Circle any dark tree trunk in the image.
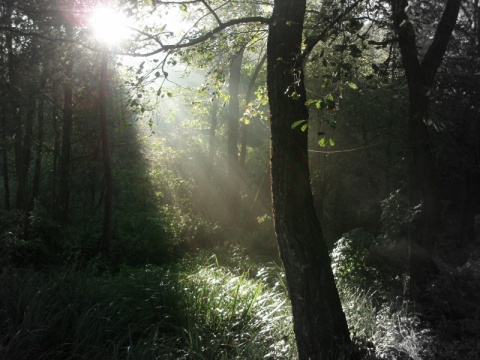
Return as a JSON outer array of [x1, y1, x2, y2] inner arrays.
[[22, 100, 35, 194], [50, 82, 60, 218], [97, 50, 113, 256], [392, 0, 461, 296], [6, 5, 25, 211], [1, 114, 10, 210], [267, 1, 353, 359], [32, 77, 47, 203], [226, 48, 244, 226], [57, 54, 74, 224]]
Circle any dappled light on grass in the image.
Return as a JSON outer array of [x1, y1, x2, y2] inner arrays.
[[0, 260, 296, 359]]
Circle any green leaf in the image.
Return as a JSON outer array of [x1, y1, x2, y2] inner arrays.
[[167, 91, 173, 98], [315, 100, 323, 109], [329, 138, 335, 146], [291, 119, 307, 129], [301, 123, 308, 132], [347, 82, 358, 90], [326, 93, 334, 101], [319, 138, 326, 147]]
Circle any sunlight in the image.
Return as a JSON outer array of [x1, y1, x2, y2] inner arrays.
[[89, 6, 130, 45]]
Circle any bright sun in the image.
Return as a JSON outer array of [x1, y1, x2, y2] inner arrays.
[[90, 6, 130, 45]]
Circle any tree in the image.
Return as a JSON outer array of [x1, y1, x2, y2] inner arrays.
[[267, 0, 353, 358], [125, 0, 355, 356], [226, 48, 244, 226], [391, 0, 461, 296]]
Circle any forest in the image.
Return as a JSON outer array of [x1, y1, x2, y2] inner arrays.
[[0, 0, 479, 359]]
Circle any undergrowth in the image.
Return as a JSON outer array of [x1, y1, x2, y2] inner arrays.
[[2, 254, 475, 359], [0, 259, 295, 360]]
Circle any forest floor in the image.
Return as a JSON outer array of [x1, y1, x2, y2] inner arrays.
[[416, 241, 480, 360]]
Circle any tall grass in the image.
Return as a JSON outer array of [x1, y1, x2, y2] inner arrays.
[[0, 260, 295, 360], [0, 257, 440, 360]]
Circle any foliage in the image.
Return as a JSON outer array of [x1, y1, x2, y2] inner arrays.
[[331, 229, 384, 288], [379, 189, 421, 241]]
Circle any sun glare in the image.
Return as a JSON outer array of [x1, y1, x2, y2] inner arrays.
[[90, 6, 130, 45]]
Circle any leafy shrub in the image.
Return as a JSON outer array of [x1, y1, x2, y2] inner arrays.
[[379, 189, 421, 240], [331, 228, 384, 288]]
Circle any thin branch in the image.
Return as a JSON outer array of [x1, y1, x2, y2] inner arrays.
[[301, 0, 362, 63], [124, 16, 269, 57], [201, 0, 223, 26]]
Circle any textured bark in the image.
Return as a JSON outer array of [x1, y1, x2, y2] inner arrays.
[[392, 0, 461, 296], [267, 1, 353, 358]]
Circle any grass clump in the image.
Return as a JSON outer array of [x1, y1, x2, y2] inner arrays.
[[0, 259, 295, 360]]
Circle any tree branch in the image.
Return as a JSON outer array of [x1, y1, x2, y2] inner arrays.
[[127, 16, 269, 57], [420, 0, 461, 85], [301, 0, 362, 62]]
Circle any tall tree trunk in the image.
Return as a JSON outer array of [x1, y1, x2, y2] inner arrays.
[[1, 114, 10, 210], [32, 76, 47, 203], [267, 1, 353, 359], [57, 47, 74, 224], [22, 99, 35, 196], [392, 0, 461, 296], [226, 48, 244, 226], [5, 1, 25, 211], [97, 50, 113, 256], [208, 97, 219, 175], [50, 81, 60, 218]]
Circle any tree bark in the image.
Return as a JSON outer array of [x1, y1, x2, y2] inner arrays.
[[392, 0, 461, 296], [267, 1, 353, 358]]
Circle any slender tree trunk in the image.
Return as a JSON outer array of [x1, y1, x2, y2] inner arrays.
[[22, 100, 35, 195], [392, 0, 461, 296], [267, 1, 353, 359], [1, 114, 10, 210], [97, 50, 113, 255], [208, 97, 219, 175], [57, 50, 74, 224], [50, 82, 60, 218], [32, 77, 47, 203], [6, 3, 25, 211], [226, 48, 244, 226]]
